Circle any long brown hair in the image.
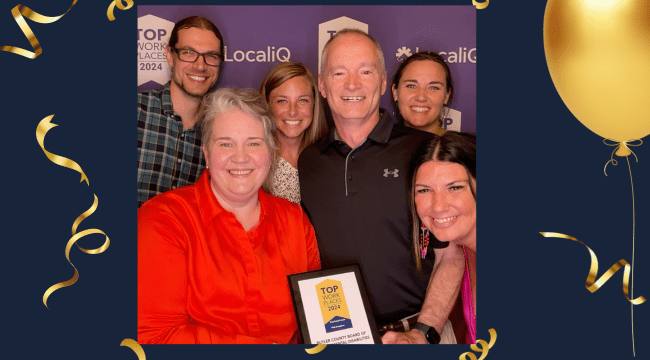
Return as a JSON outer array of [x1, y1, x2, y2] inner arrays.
[[409, 132, 476, 269], [260, 62, 327, 151]]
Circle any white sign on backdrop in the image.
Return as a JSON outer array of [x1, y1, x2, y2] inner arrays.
[[444, 108, 462, 132], [318, 16, 369, 74], [137, 15, 174, 87]]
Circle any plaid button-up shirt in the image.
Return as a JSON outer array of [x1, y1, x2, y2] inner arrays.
[[137, 82, 206, 207]]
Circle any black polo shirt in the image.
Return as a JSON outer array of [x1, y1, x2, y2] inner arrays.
[[299, 110, 436, 325]]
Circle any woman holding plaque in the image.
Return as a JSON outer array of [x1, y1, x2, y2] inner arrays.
[[138, 88, 321, 344], [391, 51, 454, 136], [260, 62, 327, 203], [410, 132, 476, 343]]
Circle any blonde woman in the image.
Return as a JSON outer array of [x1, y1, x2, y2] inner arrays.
[[260, 62, 327, 203]]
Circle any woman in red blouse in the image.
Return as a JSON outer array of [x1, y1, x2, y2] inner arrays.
[[138, 88, 321, 344]]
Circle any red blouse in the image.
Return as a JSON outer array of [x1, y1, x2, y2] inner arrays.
[[138, 170, 321, 344]]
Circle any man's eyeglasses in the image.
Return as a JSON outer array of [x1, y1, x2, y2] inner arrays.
[[171, 47, 222, 67]]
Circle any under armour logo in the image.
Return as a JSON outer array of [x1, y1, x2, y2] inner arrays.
[[383, 169, 399, 178]]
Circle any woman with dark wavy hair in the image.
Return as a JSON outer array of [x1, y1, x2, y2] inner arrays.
[[409, 132, 476, 343]]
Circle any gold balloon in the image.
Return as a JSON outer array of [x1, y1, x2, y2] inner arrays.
[[544, 0, 650, 142]]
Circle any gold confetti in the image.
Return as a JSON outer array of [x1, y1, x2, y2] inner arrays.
[[121, 339, 146, 360], [460, 328, 497, 360], [36, 115, 89, 186], [305, 344, 327, 354], [107, 0, 134, 21], [0, 1, 78, 59], [43, 195, 110, 308], [540, 232, 645, 305], [472, 0, 489, 10]]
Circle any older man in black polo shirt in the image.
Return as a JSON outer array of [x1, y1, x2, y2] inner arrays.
[[299, 29, 465, 344]]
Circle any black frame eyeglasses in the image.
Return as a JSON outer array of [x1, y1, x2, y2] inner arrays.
[[171, 47, 222, 67]]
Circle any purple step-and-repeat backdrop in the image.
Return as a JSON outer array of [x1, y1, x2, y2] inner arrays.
[[138, 6, 476, 133]]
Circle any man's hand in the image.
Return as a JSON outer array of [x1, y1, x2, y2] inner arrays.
[[381, 329, 427, 344]]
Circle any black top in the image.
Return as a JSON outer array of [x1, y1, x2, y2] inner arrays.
[[299, 110, 436, 325]]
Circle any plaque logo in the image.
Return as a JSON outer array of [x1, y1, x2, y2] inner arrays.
[[316, 279, 353, 333]]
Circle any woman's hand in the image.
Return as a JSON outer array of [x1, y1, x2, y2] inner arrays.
[[381, 329, 427, 344]]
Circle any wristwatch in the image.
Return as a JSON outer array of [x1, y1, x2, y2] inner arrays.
[[414, 322, 441, 344]]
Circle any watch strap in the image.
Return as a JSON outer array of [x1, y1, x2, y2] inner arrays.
[[414, 322, 441, 344]]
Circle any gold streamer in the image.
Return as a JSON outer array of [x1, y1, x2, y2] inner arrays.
[[0, 1, 78, 59], [460, 328, 497, 360], [121, 339, 146, 360], [36, 115, 89, 186], [472, 0, 489, 10], [107, 0, 134, 21], [43, 195, 110, 308], [603, 139, 642, 176], [305, 344, 327, 354], [539, 232, 645, 305]]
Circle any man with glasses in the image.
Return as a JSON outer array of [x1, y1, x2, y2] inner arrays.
[[138, 16, 224, 207]]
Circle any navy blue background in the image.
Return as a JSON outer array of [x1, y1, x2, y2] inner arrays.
[[2, 1, 647, 359]]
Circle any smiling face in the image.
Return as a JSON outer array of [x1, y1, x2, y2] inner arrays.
[[392, 60, 451, 133], [319, 33, 387, 125], [268, 76, 314, 142], [414, 161, 476, 246], [202, 109, 271, 206], [165, 27, 221, 99]]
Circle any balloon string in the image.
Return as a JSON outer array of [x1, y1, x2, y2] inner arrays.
[[603, 139, 642, 176], [626, 156, 635, 357]]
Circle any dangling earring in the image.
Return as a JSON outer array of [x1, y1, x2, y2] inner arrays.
[[420, 223, 430, 259]]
